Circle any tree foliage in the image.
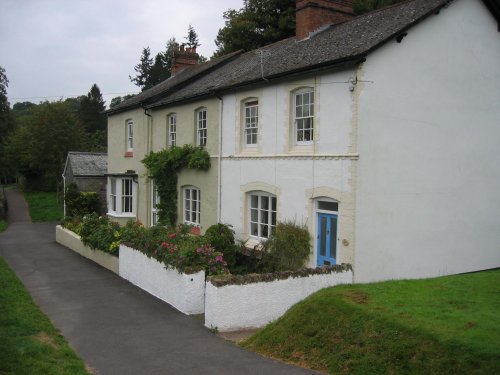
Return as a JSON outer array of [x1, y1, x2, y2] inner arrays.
[[185, 24, 200, 48], [214, 0, 296, 56], [213, 0, 406, 56], [129, 40, 178, 91], [130, 26, 205, 91], [78, 83, 106, 132], [4, 101, 87, 190], [0, 66, 16, 183], [129, 47, 154, 90]]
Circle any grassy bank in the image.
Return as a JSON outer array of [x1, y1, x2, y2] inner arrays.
[[24, 190, 63, 222], [243, 270, 500, 374], [0, 220, 7, 232], [0, 257, 89, 374]]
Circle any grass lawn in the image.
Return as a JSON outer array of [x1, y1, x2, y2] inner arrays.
[[242, 269, 500, 374], [0, 257, 89, 374], [24, 190, 64, 222]]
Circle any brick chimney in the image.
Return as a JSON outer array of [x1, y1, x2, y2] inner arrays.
[[296, 0, 355, 38], [171, 43, 199, 75]]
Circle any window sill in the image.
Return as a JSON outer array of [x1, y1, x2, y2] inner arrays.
[[124, 151, 133, 157], [107, 212, 136, 219]]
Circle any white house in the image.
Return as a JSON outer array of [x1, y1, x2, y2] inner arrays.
[[107, 0, 500, 283], [216, 0, 500, 282]]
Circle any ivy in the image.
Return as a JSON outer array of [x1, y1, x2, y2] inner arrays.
[[142, 145, 211, 226]]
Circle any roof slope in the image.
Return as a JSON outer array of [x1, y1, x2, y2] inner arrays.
[[107, 50, 242, 115], [147, 0, 451, 108], [65, 152, 107, 177]]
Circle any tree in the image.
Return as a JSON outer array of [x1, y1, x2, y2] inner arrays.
[[185, 24, 200, 48], [78, 84, 106, 133], [129, 47, 154, 90], [0, 66, 16, 183], [213, 0, 404, 56], [214, 0, 296, 56], [130, 38, 181, 91], [4, 101, 87, 191], [0, 66, 14, 140]]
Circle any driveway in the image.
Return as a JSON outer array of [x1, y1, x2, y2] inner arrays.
[[0, 188, 316, 374]]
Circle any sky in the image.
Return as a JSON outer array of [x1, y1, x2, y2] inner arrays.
[[0, 0, 243, 108]]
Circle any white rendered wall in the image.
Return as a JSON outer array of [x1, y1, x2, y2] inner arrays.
[[220, 70, 358, 266], [355, 0, 500, 282], [205, 269, 353, 331], [119, 245, 205, 314], [55, 226, 119, 274]]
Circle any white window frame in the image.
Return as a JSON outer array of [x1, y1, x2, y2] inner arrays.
[[108, 177, 136, 217], [126, 120, 134, 151], [196, 108, 207, 147], [249, 192, 277, 240], [168, 113, 176, 147], [110, 178, 117, 212], [151, 180, 160, 226], [244, 100, 258, 147], [294, 88, 314, 144], [184, 186, 200, 226]]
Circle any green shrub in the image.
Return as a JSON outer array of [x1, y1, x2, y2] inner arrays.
[[263, 221, 311, 271], [61, 216, 83, 235], [65, 183, 101, 217], [79, 213, 120, 256], [204, 223, 237, 268], [121, 222, 228, 275]]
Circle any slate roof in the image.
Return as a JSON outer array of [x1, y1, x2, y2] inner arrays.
[[146, 0, 451, 109], [64, 152, 108, 177], [107, 50, 242, 115]]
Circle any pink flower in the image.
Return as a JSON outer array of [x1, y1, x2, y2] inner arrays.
[[161, 242, 168, 248], [169, 233, 176, 239], [215, 255, 224, 263]]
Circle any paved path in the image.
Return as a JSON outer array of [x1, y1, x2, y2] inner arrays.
[[0, 188, 316, 375]]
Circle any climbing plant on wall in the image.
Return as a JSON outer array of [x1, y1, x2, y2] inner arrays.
[[142, 145, 211, 226]]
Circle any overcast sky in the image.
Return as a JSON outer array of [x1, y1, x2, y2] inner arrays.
[[0, 0, 243, 107]]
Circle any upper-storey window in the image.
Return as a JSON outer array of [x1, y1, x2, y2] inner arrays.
[[168, 113, 176, 147], [126, 119, 134, 151], [196, 108, 207, 147], [244, 100, 258, 146], [294, 88, 314, 144]]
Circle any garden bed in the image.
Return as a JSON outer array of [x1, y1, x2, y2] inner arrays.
[[55, 225, 119, 274], [119, 245, 205, 315], [204, 264, 353, 332]]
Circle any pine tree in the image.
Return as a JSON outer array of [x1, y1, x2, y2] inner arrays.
[[185, 25, 200, 48], [129, 47, 153, 90], [78, 84, 106, 132]]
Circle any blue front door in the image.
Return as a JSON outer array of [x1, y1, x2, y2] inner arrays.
[[317, 213, 338, 266]]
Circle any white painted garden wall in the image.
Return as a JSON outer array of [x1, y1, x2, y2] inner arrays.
[[205, 267, 353, 332], [355, 0, 500, 282], [55, 225, 119, 274], [119, 245, 205, 315]]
